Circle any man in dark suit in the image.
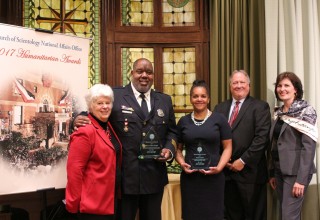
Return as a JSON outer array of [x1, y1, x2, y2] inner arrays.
[[214, 70, 271, 220], [74, 58, 178, 220]]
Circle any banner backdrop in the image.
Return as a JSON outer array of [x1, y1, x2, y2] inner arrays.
[[0, 23, 90, 195]]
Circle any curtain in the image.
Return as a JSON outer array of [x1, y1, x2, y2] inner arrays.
[[209, 0, 266, 107], [210, 0, 320, 219], [265, 0, 320, 220]]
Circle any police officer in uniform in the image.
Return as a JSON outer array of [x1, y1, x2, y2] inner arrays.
[[74, 58, 178, 220]]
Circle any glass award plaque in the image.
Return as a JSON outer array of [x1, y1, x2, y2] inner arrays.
[[138, 127, 162, 160], [189, 142, 210, 170]]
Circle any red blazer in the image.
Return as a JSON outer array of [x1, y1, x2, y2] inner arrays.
[[66, 114, 122, 215]]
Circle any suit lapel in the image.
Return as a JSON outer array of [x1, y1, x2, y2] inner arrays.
[[147, 90, 157, 121], [270, 119, 277, 141], [96, 129, 113, 148], [269, 116, 288, 141], [122, 85, 145, 120], [222, 100, 232, 119], [231, 96, 252, 129], [279, 121, 288, 137], [89, 114, 114, 149]]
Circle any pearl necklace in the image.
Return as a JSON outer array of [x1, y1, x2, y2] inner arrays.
[[191, 109, 211, 126]]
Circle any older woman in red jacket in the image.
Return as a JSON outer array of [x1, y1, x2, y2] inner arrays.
[[66, 84, 122, 220]]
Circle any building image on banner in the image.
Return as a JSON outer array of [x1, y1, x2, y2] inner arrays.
[[0, 23, 90, 195], [1, 73, 71, 167]]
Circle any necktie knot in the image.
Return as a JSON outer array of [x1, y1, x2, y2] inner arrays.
[[140, 93, 146, 99]]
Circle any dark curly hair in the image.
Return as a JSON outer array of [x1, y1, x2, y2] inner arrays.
[[190, 80, 210, 97], [274, 72, 303, 100]]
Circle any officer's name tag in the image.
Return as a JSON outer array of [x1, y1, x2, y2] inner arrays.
[[122, 110, 132, 114]]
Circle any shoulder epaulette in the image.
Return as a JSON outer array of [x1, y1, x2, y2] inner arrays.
[[154, 90, 164, 94], [113, 86, 125, 90]]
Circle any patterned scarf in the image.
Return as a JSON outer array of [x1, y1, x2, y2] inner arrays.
[[274, 100, 318, 142]]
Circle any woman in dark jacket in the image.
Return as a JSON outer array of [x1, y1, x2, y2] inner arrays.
[[269, 72, 317, 220]]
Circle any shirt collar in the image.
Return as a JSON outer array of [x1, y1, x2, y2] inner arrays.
[[131, 83, 151, 101], [232, 98, 245, 106]]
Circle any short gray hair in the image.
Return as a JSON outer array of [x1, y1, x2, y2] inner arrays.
[[230, 70, 251, 84], [85, 84, 114, 111]]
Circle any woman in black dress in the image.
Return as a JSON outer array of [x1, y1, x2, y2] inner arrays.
[[175, 80, 232, 220]]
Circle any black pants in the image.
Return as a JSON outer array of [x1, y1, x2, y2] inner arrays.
[[78, 213, 114, 220], [224, 180, 267, 220], [11, 207, 29, 220], [117, 191, 163, 220]]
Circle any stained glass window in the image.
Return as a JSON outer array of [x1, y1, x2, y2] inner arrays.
[[121, 0, 154, 26], [120, 0, 195, 27], [163, 47, 196, 110], [23, 0, 100, 87], [162, 0, 195, 26]]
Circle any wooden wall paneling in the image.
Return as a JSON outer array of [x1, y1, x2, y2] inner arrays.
[[154, 46, 163, 91], [114, 32, 204, 44], [0, 0, 6, 23], [0, 0, 22, 25], [114, 44, 123, 86], [101, 0, 114, 85], [101, 42, 116, 86], [0, 189, 65, 220]]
